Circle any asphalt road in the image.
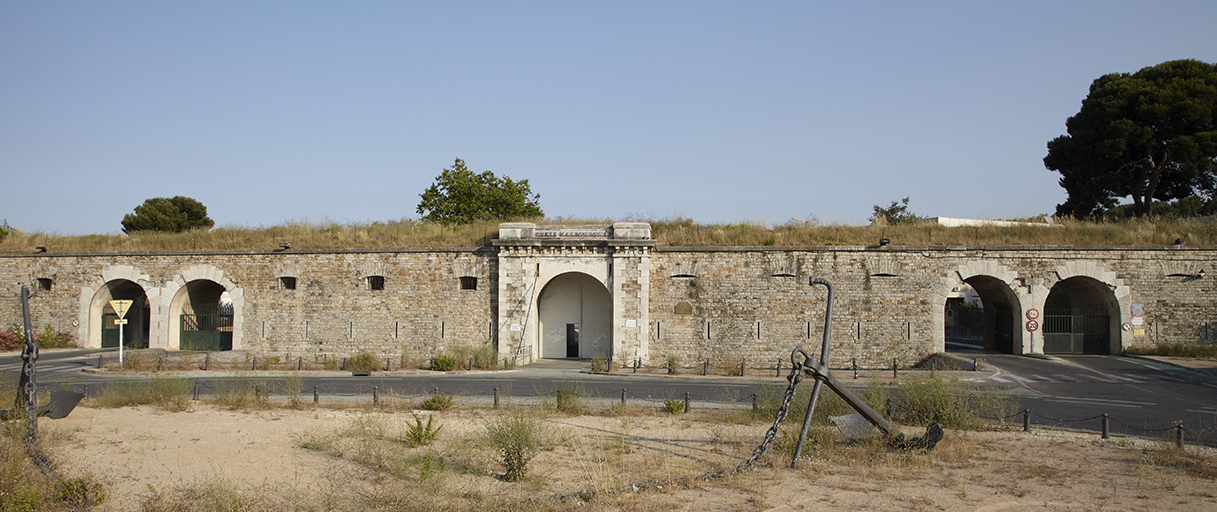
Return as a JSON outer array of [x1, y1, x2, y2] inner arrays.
[[5, 348, 1217, 446]]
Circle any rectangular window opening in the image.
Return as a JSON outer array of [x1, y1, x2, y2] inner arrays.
[[280, 276, 297, 290], [36, 278, 52, 291], [460, 276, 477, 290], [368, 275, 385, 290]]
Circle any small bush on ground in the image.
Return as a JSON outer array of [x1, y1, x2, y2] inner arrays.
[[552, 381, 586, 414], [421, 393, 454, 411], [403, 413, 443, 447], [431, 355, 459, 372], [484, 410, 548, 481], [912, 353, 964, 371], [347, 351, 381, 373], [663, 397, 685, 414], [0, 324, 78, 351]]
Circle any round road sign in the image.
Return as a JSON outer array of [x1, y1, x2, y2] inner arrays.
[[1026, 309, 1040, 320], [1026, 320, 1040, 331], [1122, 322, 1132, 331]]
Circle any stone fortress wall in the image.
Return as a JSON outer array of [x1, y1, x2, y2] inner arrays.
[[1, 222, 1213, 368]]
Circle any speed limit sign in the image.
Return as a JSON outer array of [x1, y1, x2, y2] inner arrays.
[[1026, 309, 1039, 320], [1026, 320, 1040, 331]]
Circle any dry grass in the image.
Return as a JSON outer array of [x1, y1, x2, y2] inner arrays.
[[5, 216, 1217, 253]]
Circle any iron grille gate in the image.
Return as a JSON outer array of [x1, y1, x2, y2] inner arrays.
[[1043, 304, 1109, 354], [180, 313, 233, 351]]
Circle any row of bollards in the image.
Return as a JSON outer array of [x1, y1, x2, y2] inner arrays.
[[1018, 409, 1186, 448]]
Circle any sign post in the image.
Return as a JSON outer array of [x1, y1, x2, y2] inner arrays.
[[109, 300, 133, 365]]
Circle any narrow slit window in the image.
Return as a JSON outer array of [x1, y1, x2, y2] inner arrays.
[[368, 275, 385, 290], [460, 276, 477, 290], [279, 276, 297, 290]]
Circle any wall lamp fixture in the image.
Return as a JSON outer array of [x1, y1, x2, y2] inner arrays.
[[1175, 238, 1187, 245], [35, 246, 46, 253], [879, 238, 891, 246], [277, 242, 291, 251]]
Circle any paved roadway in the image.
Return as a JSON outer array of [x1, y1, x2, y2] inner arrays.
[[5, 347, 1216, 446]]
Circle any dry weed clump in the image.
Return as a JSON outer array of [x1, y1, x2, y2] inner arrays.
[[5, 216, 1216, 254]]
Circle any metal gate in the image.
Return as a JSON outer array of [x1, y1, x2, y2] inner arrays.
[[1043, 303, 1109, 354], [180, 313, 233, 351]]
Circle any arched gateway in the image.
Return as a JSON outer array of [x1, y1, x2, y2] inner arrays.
[[494, 223, 653, 364]]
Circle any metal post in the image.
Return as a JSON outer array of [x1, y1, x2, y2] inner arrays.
[[607, 356, 612, 373], [255, 386, 260, 401], [776, 359, 781, 377], [430, 357, 435, 370], [84, 384, 89, 400], [252, 356, 257, 371], [621, 388, 626, 406], [204, 353, 209, 371], [752, 393, 758, 412], [98, 354, 103, 369], [1176, 424, 1184, 448], [341, 357, 347, 371], [668, 361, 674, 374], [298, 357, 303, 371], [386, 358, 391, 371], [373, 387, 378, 406], [1101, 414, 1109, 439], [1023, 409, 1031, 432], [468, 356, 474, 371], [313, 386, 319, 404], [158, 356, 163, 371], [194, 381, 199, 401], [633, 358, 638, 373], [683, 391, 690, 413], [972, 357, 978, 371], [740, 358, 745, 377], [493, 387, 499, 408], [853, 358, 858, 379], [703, 358, 709, 376], [892, 358, 898, 379]]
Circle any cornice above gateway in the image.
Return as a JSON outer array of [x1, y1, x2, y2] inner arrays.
[[496, 222, 653, 244]]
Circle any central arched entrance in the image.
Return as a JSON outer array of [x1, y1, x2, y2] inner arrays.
[[1043, 277, 1117, 354], [538, 272, 611, 359]]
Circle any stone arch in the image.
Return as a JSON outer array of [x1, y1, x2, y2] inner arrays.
[[80, 265, 158, 349], [165, 265, 244, 350], [1039, 262, 1130, 354], [932, 261, 1026, 354], [536, 271, 612, 359]]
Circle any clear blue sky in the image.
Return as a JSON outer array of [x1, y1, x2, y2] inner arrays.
[[3, 2, 1215, 235]]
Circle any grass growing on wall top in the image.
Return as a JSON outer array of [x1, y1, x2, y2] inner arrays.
[[4, 216, 1217, 253]]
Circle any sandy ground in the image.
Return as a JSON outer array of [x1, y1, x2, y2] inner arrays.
[[42, 403, 1217, 511]]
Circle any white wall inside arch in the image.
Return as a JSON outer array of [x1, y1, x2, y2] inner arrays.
[[538, 272, 611, 358]]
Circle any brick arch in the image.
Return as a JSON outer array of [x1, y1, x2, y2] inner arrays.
[[1044, 262, 1132, 353], [79, 265, 159, 349]]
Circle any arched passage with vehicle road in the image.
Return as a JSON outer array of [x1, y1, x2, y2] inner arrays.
[[88, 279, 151, 350], [944, 275, 1023, 354], [1042, 276, 1119, 354]]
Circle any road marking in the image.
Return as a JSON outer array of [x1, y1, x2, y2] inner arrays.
[[990, 377, 1011, 383], [1052, 374, 1081, 382], [1042, 397, 1154, 408], [1186, 409, 1217, 415]]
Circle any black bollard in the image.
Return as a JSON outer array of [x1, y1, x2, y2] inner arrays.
[[493, 387, 499, 408], [1023, 409, 1031, 432], [98, 354, 104, 369], [341, 358, 347, 371], [703, 359, 709, 376], [892, 358, 898, 379], [298, 357, 303, 371], [633, 358, 639, 373], [776, 359, 781, 377], [83, 384, 89, 400], [204, 353, 210, 371], [158, 356, 163, 372], [1177, 424, 1185, 448], [1101, 414, 1109, 439], [621, 388, 626, 406], [386, 358, 391, 371], [468, 356, 474, 371], [373, 387, 379, 406], [684, 391, 690, 413], [853, 358, 858, 379], [252, 356, 257, 371], [740, 359, 745, 377], [313, 386, 319, 404], [193, 381, 199, 401], [752, 393, 758, 412]]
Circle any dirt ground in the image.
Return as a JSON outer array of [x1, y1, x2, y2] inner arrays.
[[42, 403, 1217, 511]]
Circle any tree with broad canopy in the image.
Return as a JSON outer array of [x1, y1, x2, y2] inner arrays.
[[416, 158, 543, 224], [1045, 59, 1217, 218], [121, 196, 215, 233]]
